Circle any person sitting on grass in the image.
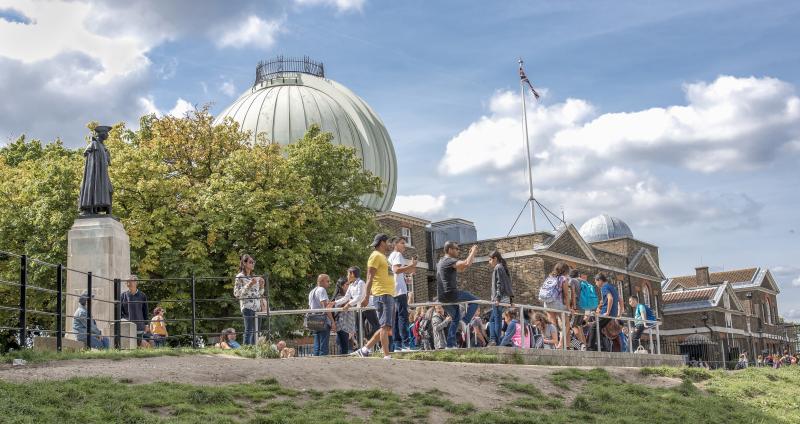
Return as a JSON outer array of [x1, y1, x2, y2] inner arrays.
[[150, 307, 168, 348], [214, 328, 241, 349], [499, 309, 522, 348], [532, 312, 558, 350], [431, 305, 451, 350], [277, 340, 296, 358]]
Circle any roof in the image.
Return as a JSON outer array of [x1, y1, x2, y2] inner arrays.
[[662, 282, 746, 314], [578, 214, 634, 243], [213, 59, 397, 211], [663, 287, 717, 304], [669, 268, 758, 288]]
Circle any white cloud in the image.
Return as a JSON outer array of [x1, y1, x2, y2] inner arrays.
[[793, 276, 800, 288], [783, 309, 800, 321], [168, 98, 194, 117], [138, 96, 160, 116], [0, 0, 287, 145], [437, 76, 799, 228], [215, 15, 284, 49], [770, 266, 800, 288], [219, 79, 236, 97], [294, 0, 365, 13], [392, 194, 447, 217]]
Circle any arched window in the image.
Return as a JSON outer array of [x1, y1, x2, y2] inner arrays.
[[642, 285, 651, 307], [616, 281, 625, 307]]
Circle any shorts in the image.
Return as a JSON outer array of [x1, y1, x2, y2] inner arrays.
[[544, 299, 566, 311], [374, 294, 395, 329], [570, 312, 587, 328]]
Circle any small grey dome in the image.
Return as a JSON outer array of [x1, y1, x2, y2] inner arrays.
[[213, 57, 397, 211], [578, 214, 634, 243]]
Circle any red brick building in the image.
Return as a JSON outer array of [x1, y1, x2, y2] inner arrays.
[[376, 212, 666, 317], [661, 267, 794, 359]]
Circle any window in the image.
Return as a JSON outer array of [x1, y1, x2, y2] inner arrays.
[[616, 281, 625, 306], [642, 285, 651, 307], [401, 227, 413, 247]]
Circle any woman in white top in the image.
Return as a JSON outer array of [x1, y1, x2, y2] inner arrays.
[[532, 312, 559, 349], [233, 254, 264, 346]]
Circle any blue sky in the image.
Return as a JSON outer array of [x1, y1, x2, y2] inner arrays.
[[1, 0, 799, 317]]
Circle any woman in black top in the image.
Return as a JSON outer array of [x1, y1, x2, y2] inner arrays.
[[488, 250, 513, 346]]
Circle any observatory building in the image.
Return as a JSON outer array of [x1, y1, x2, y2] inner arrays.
[[214, 56, 397, 211]]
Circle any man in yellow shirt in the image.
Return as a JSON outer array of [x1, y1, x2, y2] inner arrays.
[[356, 233, 394, 359]]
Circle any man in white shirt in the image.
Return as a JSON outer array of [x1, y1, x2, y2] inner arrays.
[[388, 236, 417, 351], [308, 274, 336, 356]]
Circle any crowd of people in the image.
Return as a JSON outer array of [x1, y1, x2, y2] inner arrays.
[[70, 233, 794, 366], [296, 232, 666, 358]]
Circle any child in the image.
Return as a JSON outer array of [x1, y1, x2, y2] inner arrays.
[[499, 309, 522, 347], [150, 307, 168, 347]]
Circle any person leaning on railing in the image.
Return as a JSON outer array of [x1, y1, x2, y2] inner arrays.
[[234, 254, 265, 346], [120, 275, 149, 347], [488, 250, 513, 347]]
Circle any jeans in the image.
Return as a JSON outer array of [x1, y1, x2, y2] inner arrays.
[[489, 305, 504, 345], [92, 336, 110, 349], [313, 327, 330, 356], [632, 324, 646, 350], [152, 335, 166, 348], [362, 310, 380, 341], [242, 308, 257, 346], [393, 294, 410, 350], [336, 330, 350, 354], [443, 290, 479, 348]]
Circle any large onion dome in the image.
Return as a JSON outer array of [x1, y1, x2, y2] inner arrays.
[[578, 213, 634, 243], [213, 56, 397, 211]]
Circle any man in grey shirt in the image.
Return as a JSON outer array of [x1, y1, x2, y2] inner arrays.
[[120, 275, 149, 346]]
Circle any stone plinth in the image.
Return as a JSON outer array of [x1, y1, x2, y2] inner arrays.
[[66, 217, 131, 345]]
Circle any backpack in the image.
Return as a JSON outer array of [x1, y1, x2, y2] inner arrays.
[[638, 304, 656, 323], [538, 275, 563, 303], [418, 317, 432, 340], [578, 280, 599, 310]]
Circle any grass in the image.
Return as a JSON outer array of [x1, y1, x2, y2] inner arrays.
[[401, 349, 503, 364], [1, 345, 280, 364], [1, 355, 798, 423]]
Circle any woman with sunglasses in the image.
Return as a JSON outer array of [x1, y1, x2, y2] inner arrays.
[[234, 254, 264, 345]]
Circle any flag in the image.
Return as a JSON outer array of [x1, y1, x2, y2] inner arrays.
[[519, 65, 540, 100]]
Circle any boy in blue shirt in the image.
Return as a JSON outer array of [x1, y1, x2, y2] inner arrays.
[[628, 297, 655, 351], [593, 273, 618, 351]]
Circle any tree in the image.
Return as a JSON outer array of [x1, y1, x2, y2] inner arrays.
[[0, 109, 382, 342]]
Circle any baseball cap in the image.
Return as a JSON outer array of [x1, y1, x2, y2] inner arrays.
[[370, 233, 389, 248]]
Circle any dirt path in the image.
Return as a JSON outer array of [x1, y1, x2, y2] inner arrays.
[[0, 355, 680, 409]]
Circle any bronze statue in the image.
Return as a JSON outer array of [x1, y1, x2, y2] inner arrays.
[[78, 126, 113, 216]]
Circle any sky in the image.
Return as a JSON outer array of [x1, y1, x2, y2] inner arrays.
[[1, 0, 799, 318]]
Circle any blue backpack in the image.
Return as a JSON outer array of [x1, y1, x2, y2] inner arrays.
[[638, 304, 656, 324], [577, 280, 599, 310]]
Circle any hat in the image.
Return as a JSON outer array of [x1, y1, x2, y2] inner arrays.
[[79, 290, 94, 301], [370, 233, 389, 248]]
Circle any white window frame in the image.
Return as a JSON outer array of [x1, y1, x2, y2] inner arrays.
[[401, 227, 413, 247], [642, 285, 651, 307]]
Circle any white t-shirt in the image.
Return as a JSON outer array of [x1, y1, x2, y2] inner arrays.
[[308, 286, 329, 310], [388, 251, 408, 295]]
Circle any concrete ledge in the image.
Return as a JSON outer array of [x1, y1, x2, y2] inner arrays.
[[32, 337, 84, 352], [402, 347, 685, 367], [485, 346, 684, 367]]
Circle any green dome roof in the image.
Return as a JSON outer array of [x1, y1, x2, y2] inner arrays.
[[214, 57, 397, 211]]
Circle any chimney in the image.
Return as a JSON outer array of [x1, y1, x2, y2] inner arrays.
[[695, 266, 710, 286]]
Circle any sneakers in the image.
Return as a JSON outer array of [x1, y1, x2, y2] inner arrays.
[[383, 355, 392, 360], [580, 343, 587, 351], [353, 347, 370, 357]]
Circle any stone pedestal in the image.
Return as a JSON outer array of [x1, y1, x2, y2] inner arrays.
[[66, 217, 131, 346]]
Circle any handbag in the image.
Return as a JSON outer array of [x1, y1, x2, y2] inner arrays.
[[602, 320, 622, 340], [634, 345, 648, 354], [303, 313, 328, 332]]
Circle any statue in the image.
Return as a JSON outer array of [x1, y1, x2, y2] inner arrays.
[[78, 126, 114, 216]]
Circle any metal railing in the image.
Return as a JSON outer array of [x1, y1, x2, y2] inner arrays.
[[256, 298, 662, 355], [255, 55, 325, 85]]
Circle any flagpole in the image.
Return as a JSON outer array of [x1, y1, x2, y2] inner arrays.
[[519, 58, 536, 233]]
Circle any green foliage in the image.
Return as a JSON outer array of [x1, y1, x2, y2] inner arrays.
[[0, 110, 382, 341]]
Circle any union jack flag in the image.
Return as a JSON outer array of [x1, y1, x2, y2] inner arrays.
[[519, 64, 541, 100]]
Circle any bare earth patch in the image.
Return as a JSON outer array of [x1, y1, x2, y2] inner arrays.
[[0, 354, 681, 409]]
